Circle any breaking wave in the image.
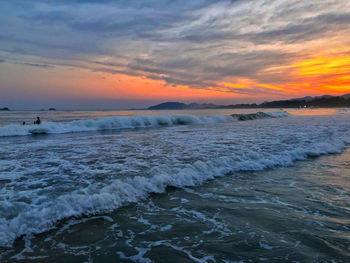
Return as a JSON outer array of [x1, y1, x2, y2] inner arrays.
[[0, 112, 287, 137], [1, 111, 301, 247], [1, 123, 348, 247], [231, 111, 288, 121]]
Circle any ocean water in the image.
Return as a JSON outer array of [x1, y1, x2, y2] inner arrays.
[[0, 108, 349, 262]]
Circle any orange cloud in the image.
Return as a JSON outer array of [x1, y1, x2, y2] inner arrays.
[[220, 78, 292, 97], [61, 54, 350, 102], [81, 72, 243, 101], [288, 56, 350, 95], [12, 52, 350, 104], [294, 57, 350, 76], [254, 54, 350, 98]]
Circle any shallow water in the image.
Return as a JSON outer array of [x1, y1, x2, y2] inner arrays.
[[1, 109, 350, 262]]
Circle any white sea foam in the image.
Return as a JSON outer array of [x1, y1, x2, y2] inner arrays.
[[1, 113, 349, 248], [266, 111, 289, 118], [0, 112, 286, 137]]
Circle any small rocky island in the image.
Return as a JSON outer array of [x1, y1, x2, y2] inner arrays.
[[0, 107, 10, 111]]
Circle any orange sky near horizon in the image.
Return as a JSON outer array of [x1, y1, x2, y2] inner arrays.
[[98, 54, 350, 102], [1, 0, 350, 109], [1, 51, 349, 106]]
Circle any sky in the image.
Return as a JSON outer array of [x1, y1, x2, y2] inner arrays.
[[0, 0, 350, 109]]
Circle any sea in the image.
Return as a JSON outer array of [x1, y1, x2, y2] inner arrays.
[[0, 108, 349, 262]]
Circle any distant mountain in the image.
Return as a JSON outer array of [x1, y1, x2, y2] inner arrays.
[[148, 102, 187, 110], [260, 94, 350, 108], [187, 103, 218, 109], [148, 102, 218, 110], [148, 93, 350, 110], [0, 107, 10, 111], [291, 96, 313, 102]]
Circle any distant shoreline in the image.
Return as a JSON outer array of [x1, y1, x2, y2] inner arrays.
[[148, 93, 350, 110], [2, 93, 350, 111]]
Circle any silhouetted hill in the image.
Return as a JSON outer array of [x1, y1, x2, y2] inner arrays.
[[148, 94, 350, 110], [219, 103, 258, 109], [148, 102, 187, 110], [0, 107, 10, 111], [261, 94, 350, 108], [187, 103, 217, 109]]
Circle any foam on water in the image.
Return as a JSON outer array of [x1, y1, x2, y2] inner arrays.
[[0, 112, 286, 137], [0, 113, 349, 248]]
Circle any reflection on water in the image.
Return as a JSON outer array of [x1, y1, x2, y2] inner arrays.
[[286, 108, 344, 116]]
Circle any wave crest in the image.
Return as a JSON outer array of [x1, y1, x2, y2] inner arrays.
[[231, 111, 288, 121], [0, 112, 287, 137]]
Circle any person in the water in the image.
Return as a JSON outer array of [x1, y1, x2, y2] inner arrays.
[[22, 121, 26, 125], [34, 117, 41, 125]]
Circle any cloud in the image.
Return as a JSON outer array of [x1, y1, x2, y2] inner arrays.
[[15, 62, 53, 68], [238, 12, 350, 45], [0, 0, 350, 96]]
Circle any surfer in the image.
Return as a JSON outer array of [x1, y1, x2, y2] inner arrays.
[[34, 117, 41, 125], [22, 121, 26, 125]]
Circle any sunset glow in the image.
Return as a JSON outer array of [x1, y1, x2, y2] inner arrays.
[[0, 0, 350, 109]]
